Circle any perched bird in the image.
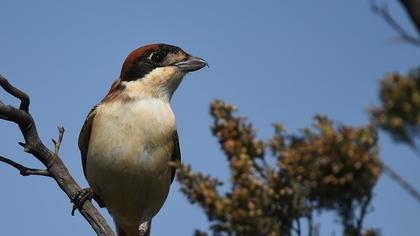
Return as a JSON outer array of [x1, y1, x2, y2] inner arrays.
[[77, 44, 207, 236]]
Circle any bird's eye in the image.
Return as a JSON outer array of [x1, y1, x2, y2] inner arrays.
[[149, 52, 165, 63]]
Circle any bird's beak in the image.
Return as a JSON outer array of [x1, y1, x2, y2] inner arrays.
[[175, 56, 208, 72]]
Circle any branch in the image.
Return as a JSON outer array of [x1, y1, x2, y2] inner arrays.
[[369, 0, 420, 47], [400, 0, 420, 34], [409, 144, 420, 161], [0, 74, 29, 111], [0, 155, 51, 176], [295, 218, 302, 236], [306, 212, 313, 236], [382, 163, 420, 203], [0, 74, 115, 236], [355, 195, 372, 235]]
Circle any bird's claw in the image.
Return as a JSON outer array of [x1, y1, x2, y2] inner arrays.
[[71, 188, 94, 216], [138, 221, 149, 236]]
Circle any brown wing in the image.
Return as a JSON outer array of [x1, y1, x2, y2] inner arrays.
[[171, 130, 181, 183], [78, 105, 98, 178]]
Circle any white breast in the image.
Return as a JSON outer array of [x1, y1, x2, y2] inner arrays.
[[86, 98, 176, 228]]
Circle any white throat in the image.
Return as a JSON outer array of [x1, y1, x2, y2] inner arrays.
[[121, 66, 186, 102]]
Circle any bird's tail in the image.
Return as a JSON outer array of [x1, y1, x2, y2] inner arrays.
[[116, 221, 151, 236]]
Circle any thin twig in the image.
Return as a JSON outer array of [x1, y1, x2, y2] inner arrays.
[[296, 218, 302, 236], [408, 144, 420, 161], [52, 126, 65, 155], [369, 0, 420, 47], [0, 155, 51, 177], [307, 211, 313, 236], [355, 195, 372, 235], [382, 163, 420, 203]]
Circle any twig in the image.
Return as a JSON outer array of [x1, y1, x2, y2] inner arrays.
[[382, 163, 420, 203], [0, 155, 51, 176], [408, 143, 420, 161], [355, 195, 372, 235], [296, 218, 302, 236], [0, 75, 115, 236], [306, 209, 314, 236], [369, 0, 420, 47], [52, 126, 65, 155]]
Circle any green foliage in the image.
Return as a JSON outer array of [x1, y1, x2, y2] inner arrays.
[[370, 69, 420, 147], [176, 100, 381, 236]]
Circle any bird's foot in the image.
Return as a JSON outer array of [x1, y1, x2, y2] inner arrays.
[[71, 188, 95, 216], [138, 221, 149, 236]]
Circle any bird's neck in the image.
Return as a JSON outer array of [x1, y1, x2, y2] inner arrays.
[[120, 67, 185, 103]]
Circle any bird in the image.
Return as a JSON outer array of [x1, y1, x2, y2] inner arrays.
[[77, 43, 207, 236]]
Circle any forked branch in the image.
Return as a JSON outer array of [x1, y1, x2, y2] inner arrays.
[[369, 0, 420, 47], [0, 74, 115, 236]]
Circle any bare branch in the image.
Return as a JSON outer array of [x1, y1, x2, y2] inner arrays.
[[0, 74, 30, 111], [0, 155, 51, 177], [355, 195, 372, 235], [400, 0, 420, 33], [369, 0, 420, 47], [409, 144, 420, 161], [52, 126, 65, 155], [295, 218, 302, 236], [306, 211, 314, 236], [0, 75, 115, 236], [382, 163, 420, 203]]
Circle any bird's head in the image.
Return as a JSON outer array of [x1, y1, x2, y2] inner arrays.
[[109, 44, 207, 102]]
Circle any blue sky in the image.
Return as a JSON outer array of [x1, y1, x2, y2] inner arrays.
[[0, 0, 418, 235]]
